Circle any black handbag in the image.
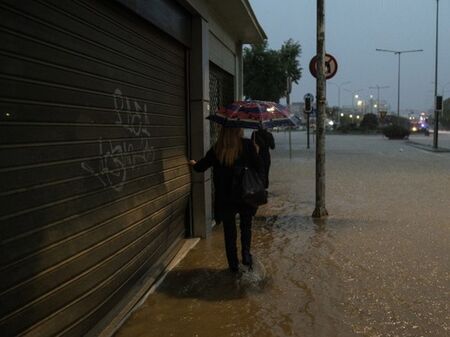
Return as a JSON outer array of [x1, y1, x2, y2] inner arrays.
[[234, 166, 267, 208]]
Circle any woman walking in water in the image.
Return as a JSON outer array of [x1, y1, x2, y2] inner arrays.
[[189, 127, 262, 273]]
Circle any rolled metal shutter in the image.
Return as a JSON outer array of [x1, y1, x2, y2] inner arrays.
[[0, 0, 190, 336]]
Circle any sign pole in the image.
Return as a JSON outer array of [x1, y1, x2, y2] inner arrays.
[[286, 76, 292, 159], [312, 0, 328, 218], [304, 93, 313, 150], [306, 114, 310, 149]]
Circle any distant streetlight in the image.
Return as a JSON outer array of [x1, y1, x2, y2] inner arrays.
[[344, 88, 363, 110], [369, 84, 390, 115], [376, 48, 423, 117], [329, 81, 351, 108]]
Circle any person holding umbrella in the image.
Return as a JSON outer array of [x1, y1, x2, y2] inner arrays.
[[251, 127, 275, 189], [189, 127, 261, 272], [189, 100, 296, 273]]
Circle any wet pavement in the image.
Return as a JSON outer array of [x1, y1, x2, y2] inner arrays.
[[115, 132, 450, 337], [408, 131, 450, 151]]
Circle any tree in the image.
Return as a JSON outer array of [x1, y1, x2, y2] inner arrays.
[[280, 39, 302, 85], [360, 113, 379, 130], [243, 40, 302, 102], [440, 98, 450, 129]]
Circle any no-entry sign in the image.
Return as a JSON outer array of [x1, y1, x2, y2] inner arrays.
[[309, 53, 338, 80]]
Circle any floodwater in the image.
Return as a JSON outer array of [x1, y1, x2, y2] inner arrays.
[[115, 133, 450, 337]]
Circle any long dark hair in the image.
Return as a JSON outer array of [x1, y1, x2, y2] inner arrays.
[[214, 127, 244, 166]]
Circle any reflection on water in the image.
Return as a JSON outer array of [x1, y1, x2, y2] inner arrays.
[[115, 135, 449, 337], [114, 199, 353, 337], [114, 195, 449, 337]]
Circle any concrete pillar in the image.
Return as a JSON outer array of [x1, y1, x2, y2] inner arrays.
[[189, 16, 212, 238], [236, 42, 244, 100]]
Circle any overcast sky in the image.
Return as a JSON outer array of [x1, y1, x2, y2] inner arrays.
[[248, 0, 450, 114]]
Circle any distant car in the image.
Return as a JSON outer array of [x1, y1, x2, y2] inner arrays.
[[410, 121, 430, 135]]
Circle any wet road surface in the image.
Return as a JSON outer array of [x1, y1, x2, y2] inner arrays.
[[115, 133, 449, 337]]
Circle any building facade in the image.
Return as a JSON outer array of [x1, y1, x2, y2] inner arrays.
[[0, 0, 265, 336]]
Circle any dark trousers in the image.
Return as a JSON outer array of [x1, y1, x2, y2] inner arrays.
[[264, 161, 270, 189], [222, 209, 253, 270]]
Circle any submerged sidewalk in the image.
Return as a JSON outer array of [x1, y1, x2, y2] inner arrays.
[[407, 131, 450, 152], [115, 133, 450, 337]]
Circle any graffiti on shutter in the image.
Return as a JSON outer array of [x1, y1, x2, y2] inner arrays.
[[81, 89, 156, 191]]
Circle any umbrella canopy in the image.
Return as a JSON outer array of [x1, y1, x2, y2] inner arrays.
[[207, 100, 298, 129]]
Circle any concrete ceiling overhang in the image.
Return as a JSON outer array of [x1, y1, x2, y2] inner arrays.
[[205, 0, 267, 44]]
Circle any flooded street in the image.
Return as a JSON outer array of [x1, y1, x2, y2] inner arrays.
[[115, 133, 450, 337]]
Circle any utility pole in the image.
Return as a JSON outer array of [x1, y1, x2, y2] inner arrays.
[[433, 0, 440, 149], [369, 85, 390, 115], [312, 0, 328, 218]]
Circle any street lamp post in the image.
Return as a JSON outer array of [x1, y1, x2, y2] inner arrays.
[[433, 0, 440, 148], [329, 81, 351, 108], [376, 48, 423, 117]]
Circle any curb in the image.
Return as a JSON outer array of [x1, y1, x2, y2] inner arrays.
[[405, 141, 450, 153]]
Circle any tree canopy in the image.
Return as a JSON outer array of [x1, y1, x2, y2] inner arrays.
[[360, 113, 379, 130], [243, 39, 302, 102], [441, 97, 450, 129]]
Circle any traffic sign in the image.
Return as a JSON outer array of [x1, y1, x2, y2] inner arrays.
[[309, 53, 338, 80], [379, 110, 387, 120]]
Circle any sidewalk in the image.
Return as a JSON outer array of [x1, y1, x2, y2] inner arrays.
[[114, 133, 450, 337], [407, 131, 450, 152]]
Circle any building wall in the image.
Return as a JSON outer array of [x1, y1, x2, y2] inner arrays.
[[0, 0, 191, 336], [0, 0, 256, 336]]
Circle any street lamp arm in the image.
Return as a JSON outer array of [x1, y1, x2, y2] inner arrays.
[[401, 49, 424, 53], [329, 81, 351, 87], [376, 48, 398, 53], [369, 85, 390, 90], [376, 48, 423, 54], [343, 88, 363, 94]]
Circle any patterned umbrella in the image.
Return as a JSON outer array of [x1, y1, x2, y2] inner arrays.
[[207, 100, 298, 129]]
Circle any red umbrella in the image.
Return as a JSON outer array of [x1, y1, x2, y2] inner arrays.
[[207, 100, 298, 129]]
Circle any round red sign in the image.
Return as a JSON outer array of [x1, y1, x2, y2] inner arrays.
[[309, 53, 338, 80]]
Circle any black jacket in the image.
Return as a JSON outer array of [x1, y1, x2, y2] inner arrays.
[[252, 129, 275, 188], [193, 138, 262, 222], [252, 129, 275, 164]]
